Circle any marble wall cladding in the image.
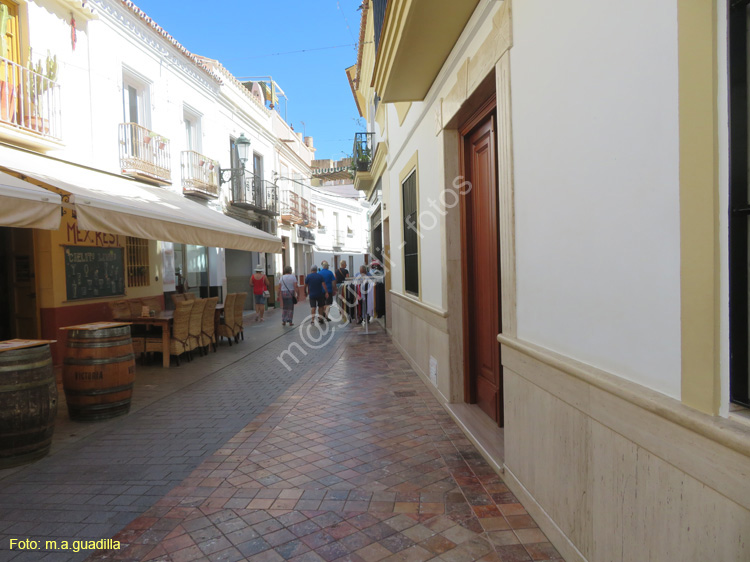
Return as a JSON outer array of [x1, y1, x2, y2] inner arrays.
[[390, 295, 451, 401], [503, 356, 750, 562]]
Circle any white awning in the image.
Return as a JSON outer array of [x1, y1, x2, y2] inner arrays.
[[0, 146, 281, 253], [0, 171, 62, 230]]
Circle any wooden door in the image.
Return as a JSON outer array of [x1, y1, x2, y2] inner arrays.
[[461, 99, 503, 425]]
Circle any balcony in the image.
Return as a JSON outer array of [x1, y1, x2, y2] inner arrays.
[[300, 198, 310, 226], [333, 229, 346, 249], [230, 173, 279, 216], [119, 123, 171, 185], [353, 132, 378, 195], [371, 0, 481, 102], [0, 56, 62, 142], [353, 132, 374, 173], [309, 203, 317, 230], [181, 150, 219, 198], [280, 190, 303, 224]]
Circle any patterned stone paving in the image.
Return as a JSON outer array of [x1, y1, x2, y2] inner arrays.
[[85, 332, 561, 562]]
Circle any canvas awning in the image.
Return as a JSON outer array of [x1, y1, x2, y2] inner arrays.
[[0, 146, 281, 253], [0, 170, 62, 230]]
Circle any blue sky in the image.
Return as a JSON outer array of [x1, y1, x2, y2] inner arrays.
[[130, 0, 365, 162]]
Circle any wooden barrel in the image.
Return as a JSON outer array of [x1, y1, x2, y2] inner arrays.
[[63, 326, 135, 421], [0, 345, 57, 468]]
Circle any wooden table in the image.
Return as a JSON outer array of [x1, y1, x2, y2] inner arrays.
[[118, 312, 173, 368], [0, 339, 56, 353]]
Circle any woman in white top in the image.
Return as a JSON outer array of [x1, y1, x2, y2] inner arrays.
[[277, 265, 298, 326]]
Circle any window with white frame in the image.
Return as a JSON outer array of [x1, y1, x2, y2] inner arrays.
[[318, 208, 326, 232], [183, 106, 202, 152], [122, 69, 151, 128]]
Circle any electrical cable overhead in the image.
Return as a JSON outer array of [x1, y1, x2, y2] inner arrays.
[[337, 1, 357, 43]]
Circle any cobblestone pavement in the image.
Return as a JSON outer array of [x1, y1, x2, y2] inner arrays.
[[71, 331, 562, 562], [0, 304, 342, 562]]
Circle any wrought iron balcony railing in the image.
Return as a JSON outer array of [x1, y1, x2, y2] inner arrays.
[[353, 132, 374, 173], [181, 150, 219, 198], [230, 173, 279, 216], [119, 122, 171, 184], [0, 56, 62, 141]]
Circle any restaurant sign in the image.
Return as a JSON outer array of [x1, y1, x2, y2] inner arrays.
[[297, 226, 316, 245]]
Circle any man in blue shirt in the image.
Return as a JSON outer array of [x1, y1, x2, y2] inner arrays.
[[319, 261, 337, 322], [305, 265, 329, 325]]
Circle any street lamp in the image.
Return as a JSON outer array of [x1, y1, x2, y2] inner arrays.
[[219, 133, 251, 185]]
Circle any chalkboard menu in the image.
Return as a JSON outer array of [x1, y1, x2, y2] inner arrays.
[[64, 246, 125, 301]]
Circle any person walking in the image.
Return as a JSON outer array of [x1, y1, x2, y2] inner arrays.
[[305, 265, 329, 325], [277, 265, 298, 326], [335, 260, 351, 322], [319, 261, 337, 322], [250, 265, 270, 322]]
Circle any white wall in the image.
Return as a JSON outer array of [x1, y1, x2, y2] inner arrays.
[[386, 103, 445, 309], [510, 1, 682, 398]]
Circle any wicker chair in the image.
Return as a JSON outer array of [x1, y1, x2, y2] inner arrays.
[[170, 293, 186, 307], [187, 298, 207, 358], [217, 293, 236, 346], [141, 296, 163, 314], [128, 299, 144, 316], [184, 292, 197, 301], [145, 300, 193, 366], [233, 292, 247, 342], [110, 300, 131, 319], [201, 296, 219, 353]]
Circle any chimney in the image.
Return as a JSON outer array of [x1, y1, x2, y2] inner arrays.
[[296, 132, 303, 142], [304, 136, 314, 149]]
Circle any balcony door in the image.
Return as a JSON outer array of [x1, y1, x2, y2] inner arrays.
[[122, 79, 149, 128], [253, 153, 264, 207]]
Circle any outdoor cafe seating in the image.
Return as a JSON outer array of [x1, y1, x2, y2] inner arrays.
[[108, 293, 247, 367]]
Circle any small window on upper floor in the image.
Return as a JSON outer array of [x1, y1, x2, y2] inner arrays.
[[122, 69, 151, 128], [318, 209, 325, 231], [183, 106, 202, 153]]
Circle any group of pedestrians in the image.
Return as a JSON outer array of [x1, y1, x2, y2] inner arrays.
[[249, 260, 376, 327]]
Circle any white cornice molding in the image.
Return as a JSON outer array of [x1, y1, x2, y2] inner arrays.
[[93, 0, 220, 94]]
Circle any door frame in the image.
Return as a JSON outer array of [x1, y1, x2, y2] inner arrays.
[[459, 94, 501, 417]]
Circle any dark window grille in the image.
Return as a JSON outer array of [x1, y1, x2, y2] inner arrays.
[[402, 170, 419, 295], [729, 0, 750, 407]]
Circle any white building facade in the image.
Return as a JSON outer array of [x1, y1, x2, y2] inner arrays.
[[350, 1, 750, 560], [309, 181, 369, 274]]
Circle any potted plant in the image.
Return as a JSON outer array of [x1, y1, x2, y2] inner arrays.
[[24, 49, 57, 133], [356, 149, 371, 172]]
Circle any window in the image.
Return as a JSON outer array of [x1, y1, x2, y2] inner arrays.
[[122, 70, 150, 127], [347, 215, 354, 237], [252, 153, 264, 205], [183, 106, 201, 152], [126, 237, 150, 288], [318, 208, 325, 231], [729, 3, 750, 408], [402, 170, 419, 295], [229, 136, 243, 202]]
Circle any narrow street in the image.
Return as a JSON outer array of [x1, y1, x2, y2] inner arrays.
[[0, 307, 559, 562]]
